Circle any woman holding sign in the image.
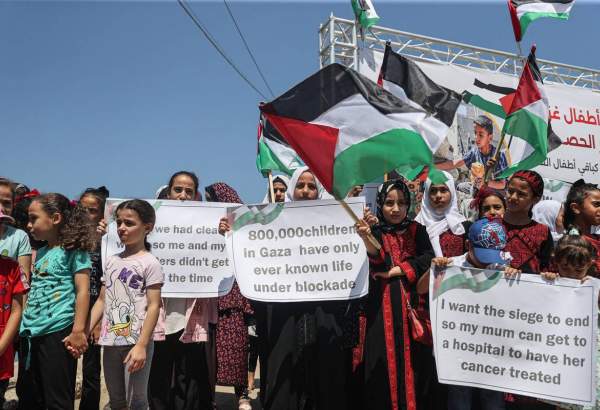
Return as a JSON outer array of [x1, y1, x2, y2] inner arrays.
[[356, 179, 435, 410], [149, 171, 218, 410]]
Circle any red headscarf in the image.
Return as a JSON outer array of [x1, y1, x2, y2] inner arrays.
[[205, 183, 242, 204]]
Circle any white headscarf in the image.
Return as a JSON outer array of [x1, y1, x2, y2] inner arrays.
[[285, 167, 324, 202], [415, 171, 466, 257], [532, 200, 563, 243], [262, 175, 290, 203]]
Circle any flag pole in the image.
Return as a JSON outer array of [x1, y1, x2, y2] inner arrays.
[[338, 199, 381, 250], [267, 171, 276, 203], [484, 131, 506, 183]]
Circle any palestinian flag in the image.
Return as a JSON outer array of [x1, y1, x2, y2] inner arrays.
[[260, 63, 449, 199], [379, 43, 462, 130], [509, 0, 575, 42], [497, 46, 549, 178], [256, 113, 304, 177], [431, 265, 503, 299], [231, 203, 284, 231], [351, 0, 379, 30]]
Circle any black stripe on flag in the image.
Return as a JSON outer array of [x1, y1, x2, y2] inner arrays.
[[511, 0, 573, 5], [526, 50, 543, 83], [380, 43, 462, 127], [261, 63, 423, 123], [260, 113, 291, 147], [473, 79, 516, 96]]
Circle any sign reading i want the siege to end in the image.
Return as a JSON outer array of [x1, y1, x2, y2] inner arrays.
[[102, 199, 235, 298], [430, 265, 598, 406], [226, 198, 369, 302]]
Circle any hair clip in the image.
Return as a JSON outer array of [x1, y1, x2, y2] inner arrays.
[[568, 227, 580, 236]]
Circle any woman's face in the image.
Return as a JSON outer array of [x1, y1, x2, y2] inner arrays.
[[506, 177, 538, 214], [381, 189, 408, 225], [480, 195, 505, 219], [428, 184, 451, 211], [273, 182, 287, 203], [168, 175, 196, 201], [293, 172, 318, 201]]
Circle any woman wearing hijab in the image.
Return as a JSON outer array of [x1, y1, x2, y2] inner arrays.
[[206, 182, 255, 410], [355, 179, 435, 410], [532, 200, 564, 244], [262, 175, 289, 204], [237, 167, 353, 410]]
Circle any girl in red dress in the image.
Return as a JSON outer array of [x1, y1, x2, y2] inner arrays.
[[563, 179, 600, 275], [502, 170, 553, 273], [356, 179, 434, 410]]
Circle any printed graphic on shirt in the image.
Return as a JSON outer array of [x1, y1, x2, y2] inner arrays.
[[106, 276, 139, 345]]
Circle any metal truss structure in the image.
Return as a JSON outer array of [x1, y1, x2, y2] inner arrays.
[[319, 14, 600, 92]]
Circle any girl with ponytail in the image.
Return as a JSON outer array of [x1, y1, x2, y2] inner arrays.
[[87, 199, 163, 409]]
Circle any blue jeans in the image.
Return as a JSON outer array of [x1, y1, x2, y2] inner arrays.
[[448, 385, 505, 410]]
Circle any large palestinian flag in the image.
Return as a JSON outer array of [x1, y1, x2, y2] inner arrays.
[[497, 46, 549, 178], [508, 0, 575, 42], [256, 113, 304, 177], [260, 63, 449, 199]]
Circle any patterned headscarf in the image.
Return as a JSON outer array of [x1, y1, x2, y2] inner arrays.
[[205, 182, 242, 204], [375, 179, 412, 233], [511, 170, 544, 198]]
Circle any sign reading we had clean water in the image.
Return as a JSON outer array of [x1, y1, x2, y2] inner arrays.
[[226, 198, 369, 302], [102, 199, 235, 298], [430, 265, 599, 406]]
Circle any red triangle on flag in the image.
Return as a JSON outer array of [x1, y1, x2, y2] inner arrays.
[[499, 93, 515, 115], [506, 63, 542, 116], [262, 113, 339, 193]]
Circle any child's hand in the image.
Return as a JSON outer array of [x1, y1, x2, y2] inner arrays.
[[63, 330, 88, 357], [97, 219, 108, 236], [124, 344, 147, 373], [432, 257, 452, 268], [363, 207, 379, 226], [374, 266, 404, 280], [541, 271, 559, 281], [355, 220, 372, 239], [218, 217, 231, 236], [504, 267, 521, 279]]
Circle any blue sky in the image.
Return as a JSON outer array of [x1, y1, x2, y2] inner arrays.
[[2, 0, 599, 203]]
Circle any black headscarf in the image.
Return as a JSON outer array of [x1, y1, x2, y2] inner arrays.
[[375, 179, 412, 233]]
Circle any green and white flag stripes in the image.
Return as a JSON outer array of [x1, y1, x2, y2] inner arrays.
[[256, 113, 304, 177], [509, 0, 575, 42], [432, 265, 503, 299], [351, 0, 379, 30], [260, 63, 450, 199], [497, 46, 549, 178], [231, 203, 284, 231]]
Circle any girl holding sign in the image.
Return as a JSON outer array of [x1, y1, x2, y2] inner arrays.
[[502, 170, 554, 274], [562, 180, 600, 275], [356, 179, 435, 410], [149, 171, 218, 410]]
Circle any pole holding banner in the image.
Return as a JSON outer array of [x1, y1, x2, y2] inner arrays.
[[267, 171, 276, 203], [338, 199, 381, 250], [484, 131, 507, 183]]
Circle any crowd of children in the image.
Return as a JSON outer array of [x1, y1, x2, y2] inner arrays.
[[0, 168, 599, 410]]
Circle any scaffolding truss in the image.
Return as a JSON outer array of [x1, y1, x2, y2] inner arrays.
[[319, 14, 600, 92]]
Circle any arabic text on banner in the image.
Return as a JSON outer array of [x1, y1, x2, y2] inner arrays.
[[429, 265, 598, 406], [102, 199, 235, 298], [226, 198, 369, 302]]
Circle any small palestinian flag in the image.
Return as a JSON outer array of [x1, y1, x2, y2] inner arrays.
[[256, 113, 304, 177], [260, 63, 449, 199], [231, 203, 284, 231], [497, 46, 549, 178], [351, 0, 379, 30], [432, 265, 503, 299], [508, 0, 575, 42]]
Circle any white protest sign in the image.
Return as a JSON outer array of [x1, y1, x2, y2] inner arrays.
[[430, 265, 598, 406], [102, 199, 235, 298], [226, 197, 369, 302]]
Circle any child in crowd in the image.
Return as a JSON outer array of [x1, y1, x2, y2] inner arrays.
[[78, 186, 109, 410], [88, 199, 163, 410], [0, 179, 32, 281], [470, 187, 506, 220], [356, 179, 435, 410], [21, 193, 94, 409], [562, 180, 600, 275], [541, 234, 599, 410], [0, 212, 28, 409], [432, 218, 519, 410], [502, 170, 553, 273]]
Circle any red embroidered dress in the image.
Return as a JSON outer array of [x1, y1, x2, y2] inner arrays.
[[362, 222, 434, 410], [503, 220, 553, 273], [583, 234, 600, 275]]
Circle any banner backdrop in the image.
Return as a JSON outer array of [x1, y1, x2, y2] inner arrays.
[[102, 199, 235, 298], [226, 198, 369, 302], [358, 49, 600, 185], [429, 265, 598, 406]]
